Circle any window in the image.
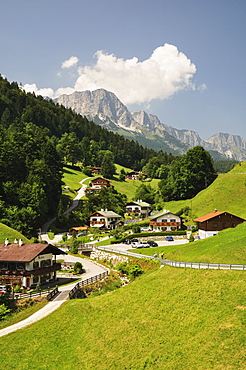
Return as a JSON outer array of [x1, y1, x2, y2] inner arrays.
[[170, 219, 176, 222], [222, 223, 227, 228], [162, 219, 167, 223], [162, 227, 167, 231], [16, 263, 25, 271], [33, 261, 39, 269], [0, 262, 7, 271], [33, 276, 39, 283], [213, 223, 218, 228], [171, 227, 176, 231]]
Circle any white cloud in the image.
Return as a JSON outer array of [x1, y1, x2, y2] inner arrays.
[[22, 45, 202, 104], [22, 83, 55, 98], [61, 56, 79, 69], [74, 44, 197, 104]]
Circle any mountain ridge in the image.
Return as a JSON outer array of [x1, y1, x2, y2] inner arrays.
[[55, 89, 246, 160]]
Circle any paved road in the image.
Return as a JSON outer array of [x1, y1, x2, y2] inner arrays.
[[0, 254, 107, 338], [41, 177, 90, 243]]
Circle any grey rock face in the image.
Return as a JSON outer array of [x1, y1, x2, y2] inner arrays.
[[55, 89, 246, 160]]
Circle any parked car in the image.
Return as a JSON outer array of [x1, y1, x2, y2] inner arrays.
[[140, 242, 150, 248], [131, 242, 143, 248], [147, 240, 158, 247], [131, 238, 139, 243], [0, 285, 11, 294], [165, 236, 174, 241], [124, 239, 131, 244], [140, 228, 151, 232]]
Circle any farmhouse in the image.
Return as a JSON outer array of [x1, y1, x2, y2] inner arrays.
[[125, 171, 148, 180], [149, 210, 181, 231], [88, 209, 122, 229], [125, 200, 151, 218], [0, 239, 66, 288], [194, 210, 245, 239], [90, 166, 102, 175], [69, 226, 89, 235], [86, 177, 111, 193]]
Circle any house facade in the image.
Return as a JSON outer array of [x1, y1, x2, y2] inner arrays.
[[90, 167, 102, 175], [88, 210, 122, 229], [194, 210, 245, 239], [126, 171, 147, 180], [86, 177, 111, 193], [149, 210, 181, 231], [0, 240, 66, 288], [125, 201, 151, 218]]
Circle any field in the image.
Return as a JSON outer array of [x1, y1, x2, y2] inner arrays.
[[133, 221, 246, 264], [1, 267, 246, 369], [0, 223, 29, 244], [164, 162, 246, 219]]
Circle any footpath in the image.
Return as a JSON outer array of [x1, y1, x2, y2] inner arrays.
[[0, 256, 107, 338]]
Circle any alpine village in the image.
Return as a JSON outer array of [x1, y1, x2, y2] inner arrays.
[[0, 75, 246, 369]]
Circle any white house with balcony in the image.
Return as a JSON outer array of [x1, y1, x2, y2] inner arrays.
[[0, 240, 66, 288], [88, 209, 122, 229], [125, 200, 151, 219], [149, 210, 181, 231]]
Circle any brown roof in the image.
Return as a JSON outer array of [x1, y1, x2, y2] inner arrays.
[[193, 211, 244, 222], [0, 243, 66, 262]]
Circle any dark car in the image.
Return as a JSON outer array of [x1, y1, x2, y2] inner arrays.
[[165, 236, 174, 241], [147, 241, 158, 247], [124, 239, 131, 244], [131, 238, 139, 243]]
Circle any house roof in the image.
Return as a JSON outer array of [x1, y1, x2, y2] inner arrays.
[[149, 210, 178, 220], [193, 211, 245, 222], [69, 226, 88, 232], [88, 210, 122, 219], [0, 243, 66, 262], [126, 201, 150, 207]]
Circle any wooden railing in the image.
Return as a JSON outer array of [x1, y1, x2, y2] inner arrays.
[[69, 271, 108, 299]]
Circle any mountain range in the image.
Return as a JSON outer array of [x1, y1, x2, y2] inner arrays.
[[55, 89, 246, 161]]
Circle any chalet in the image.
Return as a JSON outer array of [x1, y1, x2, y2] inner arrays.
[[0, 240, 66, 288], [86, 177, 111, 193], [194, 210, 245, 239], [90, 166, 102, 175], [88, 209, 122, 230], [125, 200, 151, 218], [149, 210, 181, 231], [126, 171, 148, 180]]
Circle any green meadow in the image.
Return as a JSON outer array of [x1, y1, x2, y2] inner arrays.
[[1, 267, 246, 370], [0, 223, 29, 244], [164, 162, 246, 219], [133, 221, 246, 264]]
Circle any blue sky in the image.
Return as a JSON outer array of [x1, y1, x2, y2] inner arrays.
[[1, 0, 246, 140]]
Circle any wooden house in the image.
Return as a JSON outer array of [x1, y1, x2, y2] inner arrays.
[[149, 210, 181, 231]]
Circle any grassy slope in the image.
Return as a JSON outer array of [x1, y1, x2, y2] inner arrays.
[[163, 162, 246, 219], [134, 221, 246, 264], [1, 267, 246, 370], [0, 223, 29, 244]]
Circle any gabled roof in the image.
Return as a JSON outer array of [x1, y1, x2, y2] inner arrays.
[[0, 243, 66, 262], [126, 201, 151, 207], [193, 211, 245, 222], [88, 210, 121, 219], [149, 210, 179, 220]]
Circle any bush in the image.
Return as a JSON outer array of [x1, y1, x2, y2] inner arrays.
[[189, 233, 195, 242], [73, 262, 83, 274], [14, 285, 21, 293]]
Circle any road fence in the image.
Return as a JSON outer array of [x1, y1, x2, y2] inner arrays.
[[97, 246, 246, 271], [69, 271, 109, 299]]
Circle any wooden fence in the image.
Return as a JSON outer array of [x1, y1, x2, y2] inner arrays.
[[69, 271, 108, 299]]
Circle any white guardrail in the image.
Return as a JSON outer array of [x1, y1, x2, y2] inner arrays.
[[97, 246, 246, 271]]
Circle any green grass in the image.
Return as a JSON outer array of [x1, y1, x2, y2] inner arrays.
[[62, 166, 88, 198], [0, 223, 29, 244], [0, 299, 48, 330], [0, 267, 246, 369], [164, 161, 246, 219], [132, 221, 246, 264]]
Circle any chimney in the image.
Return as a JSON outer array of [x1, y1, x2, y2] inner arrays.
[[19, 239, 23, 246], [4, 238, 9, 246], [214, 209, 217, 212], [14, 239, 18, 243]]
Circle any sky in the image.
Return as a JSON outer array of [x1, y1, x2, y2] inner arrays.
[[1, 0, 246, 140]]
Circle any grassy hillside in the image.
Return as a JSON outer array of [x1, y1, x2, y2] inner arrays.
[[0, 223, 29, 243], [62, 164, 159, 200], [164, 161, 246, 219], [1, 266, 245, 369], [135, 221, 246, 264]]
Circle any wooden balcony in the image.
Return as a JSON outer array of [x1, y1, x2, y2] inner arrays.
[[149, 221, 180, 227], [0, 263, 61, 277], [90, 220, 106, 226]]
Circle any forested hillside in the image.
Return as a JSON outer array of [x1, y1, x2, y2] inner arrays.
[[0, 75, 177, 236]]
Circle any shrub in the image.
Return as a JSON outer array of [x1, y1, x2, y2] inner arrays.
[[73, 262, 83, 274], [0, 303, 11, 320], [189, 233, 195, 242]]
